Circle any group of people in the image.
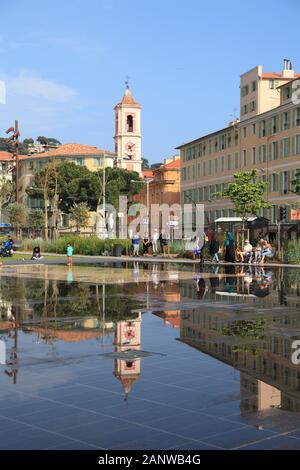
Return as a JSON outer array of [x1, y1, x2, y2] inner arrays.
[[203, 231, 273, 265], [131, 229, 170, 257]]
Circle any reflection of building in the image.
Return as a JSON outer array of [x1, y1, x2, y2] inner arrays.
[[179, 305, 300, 413], [114, 313, 142, 399]]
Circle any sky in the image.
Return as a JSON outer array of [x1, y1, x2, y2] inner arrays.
[[0, 0, 299, 164]]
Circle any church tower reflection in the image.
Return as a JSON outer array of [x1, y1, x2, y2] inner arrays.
[[113, 313, 142, 400]]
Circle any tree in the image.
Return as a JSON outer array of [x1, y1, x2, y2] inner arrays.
[[28, 209, 44, 231], [97, 167, 144, 210], [216, 170, 270, 244], [69, 202, 90, 232], [56, 162, 100, 213], [0, 179, 14, 221], [291, 170, 300, 195], [26, 161, 59, 240], [5, 203, 28, 238], [142, 158, 150, 170], [36, 136, 48, 145], [23, 138, 34, 145]]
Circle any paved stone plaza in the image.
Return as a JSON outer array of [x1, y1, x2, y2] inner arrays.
[[0, 263, 300, 450]]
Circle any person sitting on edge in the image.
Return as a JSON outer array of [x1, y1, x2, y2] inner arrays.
[[31, 246, 43, 260]]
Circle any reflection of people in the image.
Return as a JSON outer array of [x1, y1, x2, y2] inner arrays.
[[194, 274, 206, 299], [67, 242, 73, 266], [225, 232, 235, 263], [67, 267, 73, 284]]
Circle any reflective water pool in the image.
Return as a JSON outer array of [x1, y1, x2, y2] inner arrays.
[[0, 263, 300, 450]]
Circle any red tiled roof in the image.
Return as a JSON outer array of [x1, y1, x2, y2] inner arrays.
[[262, 72, 300, 79], [116, 87, 141, 107], [19, 143, 115, 160], [162, 158, 180, 169], [142, 170, 154, 178], [0, 151, 13, 161]]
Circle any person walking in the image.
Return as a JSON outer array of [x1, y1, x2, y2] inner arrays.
[[209, 233, 220, 263], [224, 232, 235, 263], [67, 242, 73, 266], [132, 230, 140, 257]]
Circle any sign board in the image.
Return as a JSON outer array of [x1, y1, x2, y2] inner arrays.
[[166, 221, 179, 227], [291, 209, 300, 221]]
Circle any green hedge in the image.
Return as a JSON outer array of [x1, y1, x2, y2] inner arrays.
[[22, 236, 133, 256], [284, 240, 300, 264]]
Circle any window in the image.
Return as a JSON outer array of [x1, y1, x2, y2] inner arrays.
[[197, 163, 201, 177], [250, 100, 256, 112], [181, 168, 186, 181], [269, 141, 278, 161], [126, 115, 134, 132], [192, 165, 195, 179], [203, 161, 206, 176], [269, 80, 279, 89], [241, 85, 249, 96], [293, 135, 300, 155], [283, 86, 291, 101], [243, 127, 247, 138], [208, 160, 212, 175], [75, 157, 85, 166], [271, 116, 278, 134], [281, 111, 290, 131], [259, 144, 266, 163], [235, 132, 238, 146], [208, 140, 212, 154], [259, 120, 266, 137], [252, 123, 256, 135], [293, 107, 300, 127], [252, 147, 256, 165], [270, 174, 279, 192], [235, 151, 239, 169], [243, 149, 247, 167], [93, 157, 103, 167], [228, 133, 232, 148], [227, 154, 231, 171], [252, 81, 256, 92], [221, 156, 225, 172], [280, 171, 289, 194], [281, 138, 290, 158], [214, 158, 218, 174]]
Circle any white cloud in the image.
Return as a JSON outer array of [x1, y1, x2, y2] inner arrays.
[[6, 70, 77, 103], [0, 70, 79, 139]]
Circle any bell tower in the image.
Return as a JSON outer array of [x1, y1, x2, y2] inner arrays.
[[114, 83, 142, 175]]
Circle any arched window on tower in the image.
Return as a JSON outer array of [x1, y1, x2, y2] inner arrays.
[[126, 115, 134, 132]]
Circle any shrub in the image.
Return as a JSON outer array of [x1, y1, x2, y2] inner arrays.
[[284, 239, 300, 264], [22, 236, 132, 256]]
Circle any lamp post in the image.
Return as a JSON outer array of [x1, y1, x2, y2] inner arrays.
[[6, 120, 20, 202]]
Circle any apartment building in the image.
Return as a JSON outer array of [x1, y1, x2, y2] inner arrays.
[[178, 61, 300, 228], [18, 143, 115, 207]]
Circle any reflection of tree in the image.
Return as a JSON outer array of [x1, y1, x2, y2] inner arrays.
[[0, 278, 142, 327], [222, 319, 266, 339]]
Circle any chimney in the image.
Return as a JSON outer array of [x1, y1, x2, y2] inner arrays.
[[282, 59, 294, 78]]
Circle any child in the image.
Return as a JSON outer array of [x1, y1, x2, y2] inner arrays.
[[67, 242, 73, 266]]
